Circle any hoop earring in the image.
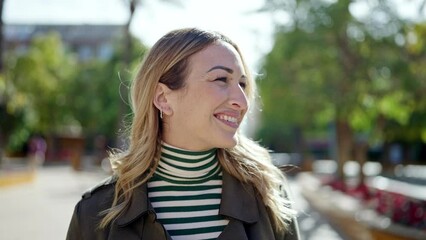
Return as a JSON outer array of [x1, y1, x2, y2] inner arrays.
[[160, 109, 163, 119]]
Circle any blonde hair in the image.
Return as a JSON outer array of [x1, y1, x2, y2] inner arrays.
[[99, 28, 296, 231]]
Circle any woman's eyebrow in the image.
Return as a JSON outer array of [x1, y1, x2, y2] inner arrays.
[[207, 65, 234, 74]]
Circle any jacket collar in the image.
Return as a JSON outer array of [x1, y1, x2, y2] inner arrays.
[[115, 182, 152, 226], [115, 170, 259, 226]]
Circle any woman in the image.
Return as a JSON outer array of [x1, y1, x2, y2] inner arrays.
[[67, 28, 299, 240]]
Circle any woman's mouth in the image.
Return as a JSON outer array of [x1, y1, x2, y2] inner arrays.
[[214, 114, 239, 128]]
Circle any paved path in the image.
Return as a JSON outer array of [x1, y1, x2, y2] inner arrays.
[[0, 166, 343, 240], [288, 177, 344, 240], [0, 166, 108, 240]]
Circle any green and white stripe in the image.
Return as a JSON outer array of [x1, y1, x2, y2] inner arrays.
[[148, 143, 229, 240]]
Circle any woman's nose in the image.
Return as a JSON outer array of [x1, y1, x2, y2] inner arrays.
[[229, 84, 248, 110]]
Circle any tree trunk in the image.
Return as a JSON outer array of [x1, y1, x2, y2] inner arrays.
[[293, 126, 312, 171], [116, 0, 136, 148], [354, 140, 368, 184], [335, 119, 353, 180], [0, 0, 5, 165], [0, 0, 4, 73]]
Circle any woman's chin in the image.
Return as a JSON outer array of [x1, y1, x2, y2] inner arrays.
[[217, 137, 238, 149]]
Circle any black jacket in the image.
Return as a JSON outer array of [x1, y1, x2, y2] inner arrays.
[[66, 171, 300, 240]]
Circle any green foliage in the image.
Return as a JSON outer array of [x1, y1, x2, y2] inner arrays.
[[2, 32, 77, 151], [67, 36, 147, 138], [7, 32, 77, 129], [1, 31, 147, 152], [380, 23, 426, 142], [258, 0, 426, 153]]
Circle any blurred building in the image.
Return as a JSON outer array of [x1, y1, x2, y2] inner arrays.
[[4, 24, 124, 61]]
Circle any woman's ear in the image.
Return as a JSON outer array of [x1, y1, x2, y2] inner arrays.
[[153, 83, 173, 116]]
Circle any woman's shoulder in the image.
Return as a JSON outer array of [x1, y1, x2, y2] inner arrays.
[[75, 175, 117, 215], [81, 175, 118, 199], [67, 176, 118, 239]]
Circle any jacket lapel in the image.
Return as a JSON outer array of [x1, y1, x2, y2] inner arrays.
[[108, 183, 170, 240], [217, 219, 249, 240], [219, 171, 259, 223], [218, 171, 259, 240], [115, 183, 150, 226]]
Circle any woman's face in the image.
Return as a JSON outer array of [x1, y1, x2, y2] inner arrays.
[[162, 41, 249, 151]]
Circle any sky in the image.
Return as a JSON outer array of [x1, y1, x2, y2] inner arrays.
[[4, 0, 426, 71]]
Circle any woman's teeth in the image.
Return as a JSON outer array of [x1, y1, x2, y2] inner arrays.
[[217, 115, 237, 123]]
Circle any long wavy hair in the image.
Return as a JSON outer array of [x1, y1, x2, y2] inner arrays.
[[99, 28, 296, 231]]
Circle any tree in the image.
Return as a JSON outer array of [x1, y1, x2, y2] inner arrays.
[[2, 32, 77, 151], [0, 0, 6, 162], [67, 35, 147, 140], [116, 0, 139, 147], [1, 30, 148, 154], [380, 23, 426, 151], [259, 0, 425, 180], [0, 0, 4, 72]]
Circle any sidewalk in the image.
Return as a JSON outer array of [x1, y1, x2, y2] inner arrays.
[[289, 176, 345, 240], [296, 172, 371, 240], [0, 166, 108, 240]]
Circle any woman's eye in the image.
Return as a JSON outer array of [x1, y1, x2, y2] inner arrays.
[[239, 82, 247, 89], [214, 77, 228, 82]]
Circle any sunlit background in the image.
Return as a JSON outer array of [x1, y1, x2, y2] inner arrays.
[[1, 0, 426, 240]]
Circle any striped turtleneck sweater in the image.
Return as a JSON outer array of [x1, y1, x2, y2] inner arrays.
[[147, 143, 229, 240]]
